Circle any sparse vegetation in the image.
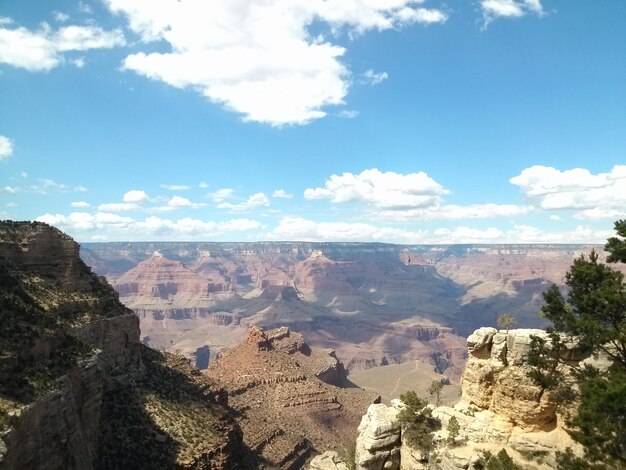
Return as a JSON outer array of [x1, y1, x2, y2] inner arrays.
[[428, 379, 443, 406], [446, 416, 460, 446], [479, 449, 520, 469], [497, 313, 517, 333], [527, 219, 626, 468], [397, 390, 441, 454]]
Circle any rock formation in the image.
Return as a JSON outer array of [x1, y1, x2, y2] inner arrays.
[[316, 327, 590, 470], [208, 325, 377, 468], [355, 402, 402, 470]]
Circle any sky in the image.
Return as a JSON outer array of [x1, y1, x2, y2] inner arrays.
[[0, 0, 625, 244]]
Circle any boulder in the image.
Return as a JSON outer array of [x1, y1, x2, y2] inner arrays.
[[355, 404, 401, 470]]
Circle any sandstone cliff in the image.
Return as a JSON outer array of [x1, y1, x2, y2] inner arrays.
[[314, 328, 590, 470]]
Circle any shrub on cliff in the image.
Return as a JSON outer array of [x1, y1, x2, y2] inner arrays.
[[528, 219, 626, 468], [397, 391, 441, 454]]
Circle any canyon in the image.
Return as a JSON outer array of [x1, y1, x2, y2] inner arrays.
[[82, 241, 606, 383]]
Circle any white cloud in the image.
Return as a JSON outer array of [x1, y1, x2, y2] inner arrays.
[[36, 212, 134, 231], [20, 172, 28, 178], [305, 168, 448, 209], [37, 210, 262, 241], [105, 0, 446, 125], [78, 2, 94, 15], [207, 188, 235, 203], [31, 178, 76, 194], [481, 0, 544, 24], [98, 202, 139, 212], [74, 185, 88, 192], [198, 182, 209, 189], [363, 69, 388, 85], [272, 189, 294, 199], [268, 217, 427, 244], [338, 110, 359, 119], [0, 23, 125, 71], [161, 184, 190, 190], [0, 135, 13, 161], [430, 224, 613, 244], [6, 202, 17, 208], [218, 192, 270, 211], [53, 12, 70, 23], [71, 57, 85, 68], [123, 189, 149, 203], [167, 195, 206, 208], [1, 186, 17, 194], [510, 165, 626, 219], [71, 201, 90, 208], [375, 203, 529, 221]]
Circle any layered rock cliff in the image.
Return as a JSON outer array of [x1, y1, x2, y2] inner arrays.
[[0, 222, 247, 469]]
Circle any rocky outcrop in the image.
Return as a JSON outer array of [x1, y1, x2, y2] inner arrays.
[[355, 403, 401, 470], [209, 326, 376, 469], [309, 451, 350, 470], [327, 327, 589, 470], [431, 327, 586, 468]]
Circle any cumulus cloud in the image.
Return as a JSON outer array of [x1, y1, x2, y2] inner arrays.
[[218, 193, 270, 211], [305, 168, 530, 221], [0, 135, 13, 161], [167, 195, 206, 208], [71, 201, 90, 208], [161, 184, 190, 190], [105, 0, 446, 125], [0, 22, 125, 71], [1, 186, 17, 194], [431, 224, 613, 244], [510, 165, 626, 219], [36, 211, 262, 241], [37, 212, 134, 231], [272, 189, 294, 199], [207, 188, 235, 203], [375, 203, 529, 221], [123, 189, 149, 203], [97, 202, 139, 212], [268, 217, 428, 244], [481, 0, 544, 24], [305, 168, 448, 209]]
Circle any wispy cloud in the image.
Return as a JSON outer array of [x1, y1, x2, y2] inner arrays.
[[0, 135, 13, 161], [0, 22, 125, 71]]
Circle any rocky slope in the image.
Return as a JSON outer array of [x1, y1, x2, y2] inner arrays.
[[0, 222, 248, 469], [208, 326, 377, 468]]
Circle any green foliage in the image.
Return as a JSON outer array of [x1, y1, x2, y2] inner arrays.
[[428, 379, 443, 406], [340, 444, 356, 470], [446, 416, 460, 446], [527, 221, 626, 468], [497, 313, 517, 332], [397, 391, 441, 454], [605, 219, 626, 264], [483, 449, 520, 470]]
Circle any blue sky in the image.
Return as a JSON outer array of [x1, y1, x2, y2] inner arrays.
[[1, 0, 624, 243]]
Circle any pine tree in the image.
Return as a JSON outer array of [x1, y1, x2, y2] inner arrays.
[[527, 219, 626, 468]]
